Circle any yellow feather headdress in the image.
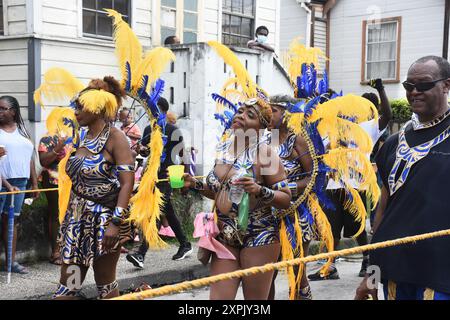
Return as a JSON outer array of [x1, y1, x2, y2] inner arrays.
[[286, 38, 328, 85], [208, 41, 272, 129], [106, 8, 143, 89], [133, 47, 176, 94], [34, 68, 85, 108], [78, 89, 119, 119], [208, 41, 257, 98]]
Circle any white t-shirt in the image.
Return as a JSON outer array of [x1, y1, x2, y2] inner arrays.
[[0, 145, 4, 190], [326, 119, 384, 190], [0, 128, 34, 179]]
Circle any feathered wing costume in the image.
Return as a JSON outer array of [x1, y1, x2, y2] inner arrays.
[[281, 41, 380, 298], [209, 40, 380, 299], [34, 9, 175, 249]]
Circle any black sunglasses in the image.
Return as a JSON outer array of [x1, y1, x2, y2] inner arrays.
[[402, 78, 447, 92]]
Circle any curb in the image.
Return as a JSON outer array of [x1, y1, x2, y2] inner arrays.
[[26, 262, 210, 300]]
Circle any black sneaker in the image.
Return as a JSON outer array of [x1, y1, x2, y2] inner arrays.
[[308, 267, 340, 281], [126, 253, 145, 269], [358, 258, 369, 277], [172, 243, 193, 261]]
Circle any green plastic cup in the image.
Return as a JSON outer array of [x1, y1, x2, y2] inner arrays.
[[168, 165, 185, 189]]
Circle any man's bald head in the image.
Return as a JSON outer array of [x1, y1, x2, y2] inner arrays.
[[410, 56, 450, 80]]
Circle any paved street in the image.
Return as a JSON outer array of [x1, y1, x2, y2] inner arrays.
[[0, 244, 209, 300], [151, 258, 383, 300], [0, 243, 382, 300]]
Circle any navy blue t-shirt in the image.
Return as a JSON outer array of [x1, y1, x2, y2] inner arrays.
[[372, 114, 450, 293], [142, 123, 184, 179]]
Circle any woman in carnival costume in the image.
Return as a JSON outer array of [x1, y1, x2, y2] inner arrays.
[[266, 43, 335, 300], [271, 40, 381, 300], [34, 10, 175, 299], [208, 39, 381, 300], [184, 41, 292, 300]]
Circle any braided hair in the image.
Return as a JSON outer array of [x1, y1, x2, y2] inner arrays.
[[0, 96, 31, 139]]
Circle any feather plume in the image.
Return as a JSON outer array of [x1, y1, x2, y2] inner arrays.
[[149, 79, 165, 109], [208, 41, 257, 98], [58, 148, 73, 224], [343, 188, 368, 238], [138, 75, 149, 97], [212, 93, 238, 112], [34, 68, 85, 107], [308, 95, 379, 124], [322, 149, 381, 210], [133, 47, 175, 93], [221, 77, 241, 93], [307, 195, 335, 276], [46, 107, 77, 138], [106, 9, 143, 85], [279, 219, 298, 300], [317, 117, 374, 153], [286, 112, 305, 136], [280, 214, 305, 300], [287, 38, 328, 85], [128, 124, 167, 249], [79, 90, 119, 119]]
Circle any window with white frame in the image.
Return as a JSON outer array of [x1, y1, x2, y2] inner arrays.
[[363, 17, 401, 82], [83, 0, 130, 39], [222, 0, 255, 47], [161, 0, 177, 43], [0, 2, 4, 35]]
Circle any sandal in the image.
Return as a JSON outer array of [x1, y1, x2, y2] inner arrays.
[[49, 253, 63, 266], [11, 262, 29, 274]]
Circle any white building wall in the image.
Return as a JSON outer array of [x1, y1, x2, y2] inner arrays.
[[160, 43, 292, 175], [279, 0, 308, 55], [329, 0, 446, 100], [203, 0, 220, 41], [0, 38, 28, 120], [37, 0, 152, 47], [40, 0, 78, 39], [1, 0, 290, 146], [2, 0, 28, 35]]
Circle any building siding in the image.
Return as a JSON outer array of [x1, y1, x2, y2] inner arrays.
[[0, 38, 29, 123], [203, 0, 220, 41], [279, 0, 308, 54], [329, 0, 446, 99], [3, 0, 28, 35]]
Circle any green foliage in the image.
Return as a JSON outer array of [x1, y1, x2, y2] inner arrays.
[[390, 98, 412, 123], [167, 189, 204, 243]]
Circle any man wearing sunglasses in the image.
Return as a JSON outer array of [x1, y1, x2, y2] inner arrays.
[[355, 56, 450, 300]]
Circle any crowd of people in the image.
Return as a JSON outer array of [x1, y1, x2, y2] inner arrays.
[[0, 16, 449, 302]]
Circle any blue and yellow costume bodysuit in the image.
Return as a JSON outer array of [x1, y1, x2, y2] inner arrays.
[[59, 124, 134, 267], [209, 136, 281, 249], [275, 131, 314, 243]]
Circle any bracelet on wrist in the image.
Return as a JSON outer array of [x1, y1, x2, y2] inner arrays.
[[258, 186, 275, 205], [192, 179, 205, 191], [113, 207, 126, 220], [288, 182, 298, 197]]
